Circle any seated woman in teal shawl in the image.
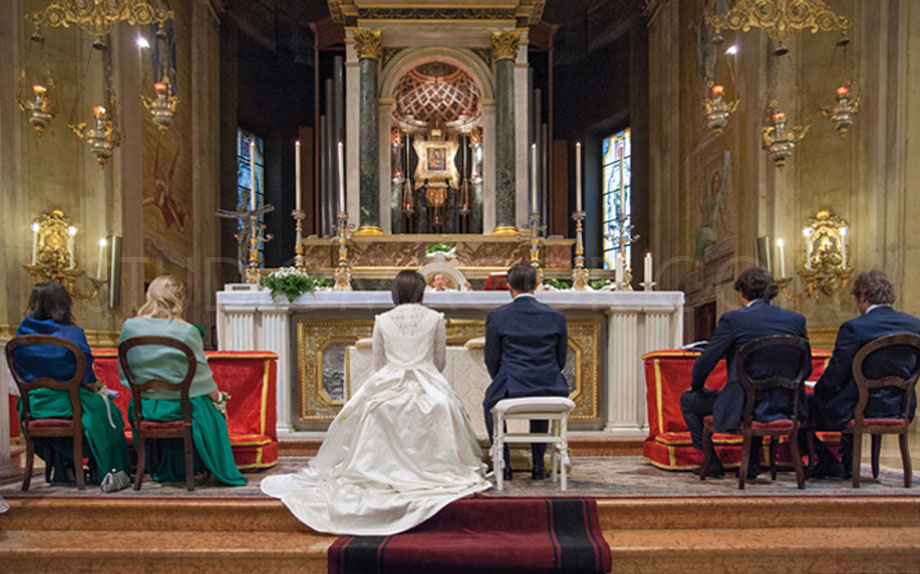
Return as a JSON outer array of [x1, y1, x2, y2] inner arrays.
[[13, 283, 130, 484], [119, 275, 246, 486]]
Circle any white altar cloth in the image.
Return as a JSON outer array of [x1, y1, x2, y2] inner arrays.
[[216, 286, 685, 436]]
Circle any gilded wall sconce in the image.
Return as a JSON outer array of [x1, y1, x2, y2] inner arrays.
[[24, 210, 106, 300], [761, 103, 809, 168], [703, 84, 739, 136], [776, 210, 852, 300], [822, 84, 860, 136]]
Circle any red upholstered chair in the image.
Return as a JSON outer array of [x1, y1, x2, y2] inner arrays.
[[701, 335, 811, 490], [119, 336, 197, 492], [848, 333, 920, 488], [5, 335, 87, 491]]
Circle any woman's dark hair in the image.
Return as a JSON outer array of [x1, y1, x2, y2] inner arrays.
[[733, 267, 778, 302], [507, 263, 537, 292], [392, 270, 426, 305], [27, 282, 74, 325]]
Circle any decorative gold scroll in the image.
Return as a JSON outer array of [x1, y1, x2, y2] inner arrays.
[[27, 0, 173, 36], [707, 0, 850, 43]]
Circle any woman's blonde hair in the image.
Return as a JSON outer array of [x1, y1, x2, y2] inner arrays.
[[137, 275, 186, 319]]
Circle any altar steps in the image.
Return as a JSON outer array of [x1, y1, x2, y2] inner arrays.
[[3, 496, 920, 573]]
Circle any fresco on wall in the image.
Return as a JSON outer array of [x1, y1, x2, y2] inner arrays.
[[694, 149, 732, 262], [140, 7, 192, 286]]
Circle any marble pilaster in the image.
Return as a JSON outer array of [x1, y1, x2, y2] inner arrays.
[[354, 30, 382, 235], [492, 30, 520, 234]]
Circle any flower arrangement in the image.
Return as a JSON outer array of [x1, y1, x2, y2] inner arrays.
[[426, 243, 453, 255], [260, 268, 329, 302], [589, 279, 614, 290], [543, 278, 571, 291]]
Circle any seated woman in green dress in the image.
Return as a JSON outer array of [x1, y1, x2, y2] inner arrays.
[[119, 275, 246, 486], [13, 282, 130, 484]]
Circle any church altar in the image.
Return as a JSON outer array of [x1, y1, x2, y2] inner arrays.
[[216, 287, 684, 437]]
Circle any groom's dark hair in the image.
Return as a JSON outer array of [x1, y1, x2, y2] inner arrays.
[[392, 270, 426, 305], [507, 263, 537, 293]]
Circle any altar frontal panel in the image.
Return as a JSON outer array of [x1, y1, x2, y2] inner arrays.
[[296, 318, 602, 425]]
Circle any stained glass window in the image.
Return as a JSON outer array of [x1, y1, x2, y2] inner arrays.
[[237, 129, 265, 268], [602, 128, 631, 269]]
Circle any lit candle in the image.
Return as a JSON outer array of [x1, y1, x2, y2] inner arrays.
[[249, 139, 257, 211], [154, 82, 167, 93], [840, 227, 848, 267], [337, 141, 346, 211], [30, 222, 39, 265], [711, 84, 725, 96], [575, 142, 582, 212], [531, 143, 538, 213], [803, 228, 813, 270], [295, 140, 302, 212], [773, 112, 786, 122], [32, 85, 45, 95], [67, 226, 77, 269], [837, 85, 849, 96], [644, 252, 653, 286], [93, 106, 106, 118], [615, 252, 624, 289], [778, 238, 787, 276], [97, 237, 107, 279]]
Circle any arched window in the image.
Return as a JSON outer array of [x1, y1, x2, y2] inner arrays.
[[602, 128, 631, 270]]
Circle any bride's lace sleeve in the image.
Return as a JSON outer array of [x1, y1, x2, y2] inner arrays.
[[434, 313, 447, 372], [373, 317, 386, 371]]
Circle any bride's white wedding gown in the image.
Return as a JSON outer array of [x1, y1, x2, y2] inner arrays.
[[261, 303, 491, 535]]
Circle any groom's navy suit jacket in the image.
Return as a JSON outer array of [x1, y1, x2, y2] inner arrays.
[[690, 300, 810, 433], [483, 295, 569, 410], [813, 306, 920, 429]]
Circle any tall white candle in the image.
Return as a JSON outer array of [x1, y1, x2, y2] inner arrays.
[[840, 227, 848, 267], [67, 226, 76, 269], [776, 238, 786, 277], [31, 222, 39, 265], [295, 140, 302, 212], [803, 228, 813, 270], [531, 143, 538, 213], [615, 252, 624, 289], [97, 238, 107, 278], [249, 139, 257, 211], [337, 141, 346, 211], [644, 252, 653, 285], [575, 142, 582, 212]]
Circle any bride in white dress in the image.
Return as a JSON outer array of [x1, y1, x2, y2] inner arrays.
[[261, 270, 491, 535]]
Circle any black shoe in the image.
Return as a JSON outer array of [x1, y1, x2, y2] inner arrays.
[[531, 465, 548, 480], [503, 467, 513, 482], [692, 464, 724, 479], [812, 459, 845, 479]]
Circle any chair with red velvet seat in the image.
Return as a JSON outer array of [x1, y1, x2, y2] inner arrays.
[[700, 335, 811, 490], [5, 335, 87, 491], [848, 333, 920, 488], [118, 336, 197, 492]]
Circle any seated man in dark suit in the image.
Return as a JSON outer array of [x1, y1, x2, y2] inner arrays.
[[484, 263, 569, 481], [811, 269, 920, 477], [680, 267, 810, 478]]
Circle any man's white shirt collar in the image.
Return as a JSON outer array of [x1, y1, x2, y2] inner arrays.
[[867, 304, 891, 314], [514, 293, 536, 300]]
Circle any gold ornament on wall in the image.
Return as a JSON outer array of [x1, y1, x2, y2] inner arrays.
[[491, 30, 522, 61], [776, 210, 852, 301], [26, 0, 173, 37], [761, 101, 809, 168], [353, 29, 383, 60], [24, 210, 106, 300], [707, 0, 850, 54]]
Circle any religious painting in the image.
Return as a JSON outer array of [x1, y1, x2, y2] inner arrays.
[[412, 136, 460, 189], [693, 149, 732, 262], [427, 147, 447, 172]]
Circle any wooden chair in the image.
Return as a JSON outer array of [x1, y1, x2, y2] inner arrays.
[[5, 335, 87, 491], [701, 335, 811, 490], [848, 333, 920, 488], [119, 336, 197, 492]]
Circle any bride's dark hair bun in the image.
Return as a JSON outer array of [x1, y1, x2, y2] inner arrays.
[[392, 270, 426, 305]]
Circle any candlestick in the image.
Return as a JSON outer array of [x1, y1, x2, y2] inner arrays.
[[575, 142, 582, 212], [249, 139, 257, 211], [615, 252, 624, 289], [644, 252, 653, 286], [840, 227, 848, 267], [776, 238, 786, 277], [531, 143, 538, 212], [97, 237, 107, 279], [618, 154, 626, 215], [337, 141, 346, 211], [30, 222, 39, 265], [295, 140, 302, 212]]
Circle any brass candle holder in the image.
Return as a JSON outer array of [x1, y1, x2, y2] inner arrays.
[[292, 209, 306, 273], [519, 212, 547, 289], [245, 213, 273, 284], [24, 210, 106, 300], [333, 211, 355, 291], [571, 210, 589, 291]]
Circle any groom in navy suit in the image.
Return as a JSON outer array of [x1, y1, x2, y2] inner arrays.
[[484, 263, 569, 481]]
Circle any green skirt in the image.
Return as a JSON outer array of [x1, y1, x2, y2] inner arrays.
[[128, 395, 247, 487], [19, 387, 131, 483]]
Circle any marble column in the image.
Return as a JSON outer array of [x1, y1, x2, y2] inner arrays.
[[354, 30, 383, 236], [492, 30, 521, 236]]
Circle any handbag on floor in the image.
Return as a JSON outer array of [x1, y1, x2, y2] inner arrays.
[[100, 469, 131, 493]]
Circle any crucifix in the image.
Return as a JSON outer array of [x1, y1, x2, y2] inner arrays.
[[215, 191, 275, 282]]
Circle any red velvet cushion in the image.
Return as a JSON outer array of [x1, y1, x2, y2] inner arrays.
[[137, 420, 185, 433], [26, 418, 74, 431], [844, 418, 908, 431], [702, 416, 794, 432]]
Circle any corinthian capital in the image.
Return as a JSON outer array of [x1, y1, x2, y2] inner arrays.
[[491, 30, 522, 61], [353, 29, 383, 60]]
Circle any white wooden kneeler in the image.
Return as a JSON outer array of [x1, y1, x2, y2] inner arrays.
[[490, 397, 575, 491]]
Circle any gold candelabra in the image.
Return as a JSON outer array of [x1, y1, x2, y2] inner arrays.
[[24, 210, 106, 300], [776, 210, 852, 301], [571, 210, 589, 291], [517, 212, 546, 289], [245, 213, 272, 284], [292, 209, 306, 273], [333, 211, 355, 291]]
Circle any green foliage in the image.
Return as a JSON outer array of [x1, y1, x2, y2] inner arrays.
[[589, 279, 613, 290], [426, 243, 453, 254], [261, 268, 329, 302], [543, 278, 571, 290]]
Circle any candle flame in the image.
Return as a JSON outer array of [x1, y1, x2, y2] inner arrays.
[[773, 112, 786, 121], [837, 85, 849, 96], [32, 85, 46, 94], [711, 85, 725, 95], [93, 106, 106, 116], [154, 82, 167, 92]]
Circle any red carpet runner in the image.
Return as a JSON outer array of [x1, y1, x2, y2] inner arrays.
[[328, 497, 611, 574]]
